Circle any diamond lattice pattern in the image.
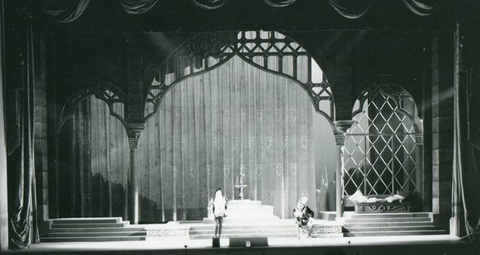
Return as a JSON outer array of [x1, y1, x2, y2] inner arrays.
[[344, 89, 419, 196]]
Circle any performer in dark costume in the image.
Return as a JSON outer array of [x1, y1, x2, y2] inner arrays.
[[210, 188, 228, 238], [293, 196, 315, 238]]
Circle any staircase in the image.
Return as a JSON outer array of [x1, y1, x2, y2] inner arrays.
[[189, 221, 298, 239], [196, 199, 297, 239], [41, 217, 147, 242], [343, 213, 448, 237]]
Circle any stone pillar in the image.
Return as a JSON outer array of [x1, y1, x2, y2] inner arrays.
[[127, 124, 144, 225], [333, 120, 355, 219], [431, 31, 454, 231], [0, 1, 8, 250], [450, 23, 463, 237]]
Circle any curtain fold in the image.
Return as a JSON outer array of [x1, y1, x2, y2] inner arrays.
[[402, 0, 437, 16], [327, 0, 372, 19], [58, 55, 324, 222], [191, 0, 227, 10], [264, 0, 296, 8], [42, 0, 90, 23], [6, 25, 40, 249], [117, 0, 159, 14]]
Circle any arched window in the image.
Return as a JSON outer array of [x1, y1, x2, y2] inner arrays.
[[343, 82, 422, 196]]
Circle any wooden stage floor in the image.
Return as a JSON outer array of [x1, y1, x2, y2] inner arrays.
[[3, 234, 479, 255]]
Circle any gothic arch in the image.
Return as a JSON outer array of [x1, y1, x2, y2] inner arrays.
[[57, 79, 127, 134], [343, 75, 423, 197], [144, 30, 336, 127]]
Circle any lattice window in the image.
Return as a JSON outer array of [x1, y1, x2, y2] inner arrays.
[[147, 31, 333, 121], [343, 83, 421, 196]]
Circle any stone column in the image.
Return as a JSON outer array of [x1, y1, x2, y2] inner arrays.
[[450, 23, 463, 237], [127, 124, 144, 225], [431, 31, 454, 231], [0, 1, 8, 250], [333, 120, 355, 219]]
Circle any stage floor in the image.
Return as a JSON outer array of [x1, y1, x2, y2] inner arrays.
[[4, 234, 479, 255]]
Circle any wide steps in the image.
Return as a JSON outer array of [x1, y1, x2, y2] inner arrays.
[[345, 229, 447, 237], [190, 227, 295, 235], [190, 232, 296, 239], [348, 213, 430, 219], [50, 217, 122, 224], [47, 231, 147, 237], [41, 236, 146, 242], [51, 222, 128, 228], [343, 213, 446, 237], [345, 217, 431, 223], [42, 217, 147, 242], [49, 227, 145, 232]]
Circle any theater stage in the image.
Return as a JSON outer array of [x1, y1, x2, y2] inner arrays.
[[3, 234, 479, 255]]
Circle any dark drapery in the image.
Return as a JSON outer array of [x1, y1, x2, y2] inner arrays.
[[6, 23, 40, 249], [117, 0, 159, 14], [402, 0, 437, 16], [42, 0, 90, 23], [35, 0, 443, 22], [57, 99, 130, 219], [327, 0, 372, 19], [264, 0, 296, 8], [190, 0, 227, 10]]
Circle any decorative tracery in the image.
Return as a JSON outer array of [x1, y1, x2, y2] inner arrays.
[[146, 31, 333, 121], [58, 80, 126, 133], [343, 81, 422, 196]]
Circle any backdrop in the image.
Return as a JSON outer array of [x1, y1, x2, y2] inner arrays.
[[57, 56, 337, 222]]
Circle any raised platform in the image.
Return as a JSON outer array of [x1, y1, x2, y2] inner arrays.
[[203, 199, 280, 224]]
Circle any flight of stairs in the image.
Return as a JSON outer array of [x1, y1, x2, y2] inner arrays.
[[343, 212, 448, 237], [189, 222, 298, 239], [41, 217, 147, 242], [196, 199, 297, 239]]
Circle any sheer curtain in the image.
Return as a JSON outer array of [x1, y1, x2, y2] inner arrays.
[[142, 55, 317, 221], [58, 55, 322, 222]]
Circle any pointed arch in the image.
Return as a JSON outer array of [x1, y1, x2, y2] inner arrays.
[[145, 30, 335, 127]]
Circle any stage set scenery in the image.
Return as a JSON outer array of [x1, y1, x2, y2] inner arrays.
[[1, 0, 480, 253]]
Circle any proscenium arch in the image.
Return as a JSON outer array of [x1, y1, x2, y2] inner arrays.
[[57, 80, 127, 135], [145, 30, 336, 130]]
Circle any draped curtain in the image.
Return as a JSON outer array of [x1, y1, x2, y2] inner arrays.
[[58, 55, 324, 222], [57, 99, 129, 219], [6, 24, 40, 248], [143, 55, 317, 221], [38, 0, 441, 23]]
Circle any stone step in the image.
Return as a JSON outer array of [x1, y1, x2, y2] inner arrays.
[[191, 224, 297, 231], [41, 236, 146, 242], [47, 231, 148, 237], [345, 225, 438, 232], [344, 222, 435, 228], [203, 217, 280, 224], [346, 213, 430, 219], [345, 229, 448, 237], [189, 232, 297, 239], [51, 222, 129, 228], [50, 217, 122, 224], [228, 200, 263, 205], [190, 227, 296, 235], [345, 217, 431, 223], [49, 227, 145, 232]]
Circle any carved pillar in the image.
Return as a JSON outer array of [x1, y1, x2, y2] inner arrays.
[[0, 1, 8, 250], [127, 124, 144, 225], [431, 31, 454, 231], [333, 120, 355, 219], [450, 23, 463, 237]]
